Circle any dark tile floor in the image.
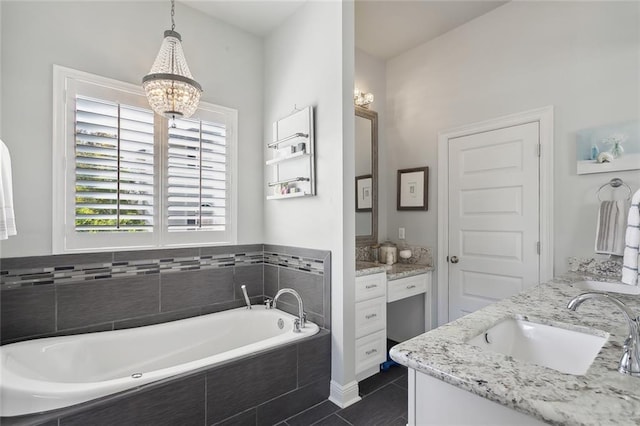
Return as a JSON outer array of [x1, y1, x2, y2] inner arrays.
[[280, 363, 408, 426]]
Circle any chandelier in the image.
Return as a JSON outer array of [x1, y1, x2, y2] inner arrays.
[[143, 0, 202, 119]]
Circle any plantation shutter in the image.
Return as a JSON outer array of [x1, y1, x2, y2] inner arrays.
[[167, 117, 228, 231], [74, 96, 155, 232]]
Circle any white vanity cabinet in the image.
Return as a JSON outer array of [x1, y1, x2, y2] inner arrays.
[[409, 370, 545, 425], [355, 272, 387, 381]]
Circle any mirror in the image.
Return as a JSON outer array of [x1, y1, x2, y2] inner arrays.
[[355, 106, 378, 246]]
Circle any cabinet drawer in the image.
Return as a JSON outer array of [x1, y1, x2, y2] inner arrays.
[[355, 297, 386, 339], [355, 272, 386, 302], [355, 329, 386, 376], [388, 274, 427, 303]]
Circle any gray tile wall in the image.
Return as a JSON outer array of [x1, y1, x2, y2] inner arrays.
[[1, 330, 331, 426], [0, 244, 331, 344]]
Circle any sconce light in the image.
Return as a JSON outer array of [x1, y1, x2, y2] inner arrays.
[[143, 0, 202, 120], [354, 88, 374, 108]]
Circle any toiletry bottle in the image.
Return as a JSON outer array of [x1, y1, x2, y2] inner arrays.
[[591, 144, 599, 160]]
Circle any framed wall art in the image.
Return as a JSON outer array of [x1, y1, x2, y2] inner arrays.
[[356, 174, 373, 212], [397, 167, 428, 211]]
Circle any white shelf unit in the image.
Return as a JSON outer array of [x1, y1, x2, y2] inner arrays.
[[266, 106, 315, 199]]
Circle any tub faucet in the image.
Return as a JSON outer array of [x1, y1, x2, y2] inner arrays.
[[272, 288, 306, 332], [567, 292, 640, 377], [240, 285, 251, 309]]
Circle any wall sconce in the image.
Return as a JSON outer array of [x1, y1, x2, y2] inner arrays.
[[354, 88, 374, 108]]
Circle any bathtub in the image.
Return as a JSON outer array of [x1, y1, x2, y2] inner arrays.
[[0, 305, 319, 417]]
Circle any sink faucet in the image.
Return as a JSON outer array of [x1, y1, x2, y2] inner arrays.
[[567, 292, 640, 377], [272, 288, 306, 332]]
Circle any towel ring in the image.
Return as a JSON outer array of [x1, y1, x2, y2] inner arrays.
[[596, 178, 632, 201]]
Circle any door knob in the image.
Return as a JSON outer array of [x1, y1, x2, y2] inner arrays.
[[450, 256, 459, 264]]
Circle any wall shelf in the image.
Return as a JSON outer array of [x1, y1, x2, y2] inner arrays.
[[265, 151, 311, 166], [266, 192, 311, 200], [266, 106, 315, 199]]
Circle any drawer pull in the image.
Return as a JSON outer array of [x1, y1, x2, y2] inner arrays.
[[406, 284, 416, 289], [365, 284, 377, 289], [365, 313, 377, 320], [365, 349, 378, 355]]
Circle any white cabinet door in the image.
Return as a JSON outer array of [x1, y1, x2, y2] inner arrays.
[[411, 370, 545, 425]]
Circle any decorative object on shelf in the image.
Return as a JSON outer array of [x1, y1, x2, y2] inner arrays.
[[604, 134, 626, 158], [397, 167, 428, 211], [266, 106, 315, 200], [597, 151, 614, 163], [356, 174, 373, 212], [142, 0, 202, 120], [379, 241, 398, 265], [576, 120, 640, 175], [399, 249, 412, 260], [354, 88, 374, 108]]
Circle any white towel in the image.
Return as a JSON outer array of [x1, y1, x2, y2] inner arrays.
[[621, 188, 640, 285], [0, 139, 17, 240], [595, 200, 628, 256]]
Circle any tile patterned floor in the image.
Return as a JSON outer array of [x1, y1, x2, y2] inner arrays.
[[280, 364, 408, 426]]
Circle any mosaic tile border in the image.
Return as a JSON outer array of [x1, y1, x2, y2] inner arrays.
[[263, 251, 325, 275], [1, 250, 323, 290]]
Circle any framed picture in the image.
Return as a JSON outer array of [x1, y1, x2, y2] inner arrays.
[[397, 167, 428, 211], [576, 120, 640, 175], [356, 175, 373, 212]]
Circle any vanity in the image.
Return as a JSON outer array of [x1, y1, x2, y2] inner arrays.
[[390, 274, 640, 425], [355, 261, 433, 381]]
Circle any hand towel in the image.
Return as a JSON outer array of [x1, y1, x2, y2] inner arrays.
[[595, 199, 628, 256], [0, 139, 17, 240], [621, 188, 640, 285]]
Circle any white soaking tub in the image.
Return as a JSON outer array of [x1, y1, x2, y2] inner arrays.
[[0, 305, 319, 417]]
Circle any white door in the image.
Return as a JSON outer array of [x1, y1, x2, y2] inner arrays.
[[448, 122, 540, 321]]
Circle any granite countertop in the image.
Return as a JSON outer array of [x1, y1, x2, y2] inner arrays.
[[356, 261, 433, 280], [390, 274, 640, 425]]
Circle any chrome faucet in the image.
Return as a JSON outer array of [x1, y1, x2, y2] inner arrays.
[[567, 292, 640, 377], [272, 288, 306, 332], [240, 285, 251, 310]]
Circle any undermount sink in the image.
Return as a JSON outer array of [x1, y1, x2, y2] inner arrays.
[[573, 280, 640, 295], [467, 317, 608, 375]]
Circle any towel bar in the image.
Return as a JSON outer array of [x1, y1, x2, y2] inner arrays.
[[597, 178, 631, 201]]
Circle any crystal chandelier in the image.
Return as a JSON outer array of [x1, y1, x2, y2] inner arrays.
[[143, 0, 202, 119]]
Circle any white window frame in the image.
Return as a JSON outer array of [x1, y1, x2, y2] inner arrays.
[[53, 65, 237, 253]]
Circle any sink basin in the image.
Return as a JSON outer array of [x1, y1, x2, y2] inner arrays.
[[573, 280, 640, 295], [467, 317, 608, 375]]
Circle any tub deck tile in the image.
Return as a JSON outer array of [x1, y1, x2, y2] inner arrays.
[[206, 345, 297, 425], [59, 374, 206, 426]]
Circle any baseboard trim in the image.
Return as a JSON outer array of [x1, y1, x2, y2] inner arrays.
[[328, 380, 361, 408]]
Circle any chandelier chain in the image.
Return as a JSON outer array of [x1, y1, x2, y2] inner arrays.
[[171, 0, 175, 31]]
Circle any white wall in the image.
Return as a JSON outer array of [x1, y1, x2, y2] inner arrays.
[[264, 0, 356, 402], [0, 1, 264, 257], [386, 1, 640, 279], [355, 48, 387, 242]]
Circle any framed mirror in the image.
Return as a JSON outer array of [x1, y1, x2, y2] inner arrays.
[[355, 106, 378, 246]]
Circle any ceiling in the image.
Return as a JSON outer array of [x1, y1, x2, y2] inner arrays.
[[182, 1, 307, 37], [356, 0, 508, 59], [182, 0, 508, 60]]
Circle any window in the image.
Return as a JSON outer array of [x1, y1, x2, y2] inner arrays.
[[74, 96, 155, 233], [53, 66, 237, 253]]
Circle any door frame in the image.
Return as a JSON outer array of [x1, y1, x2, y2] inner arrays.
[[436, 106, 554, 326]]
